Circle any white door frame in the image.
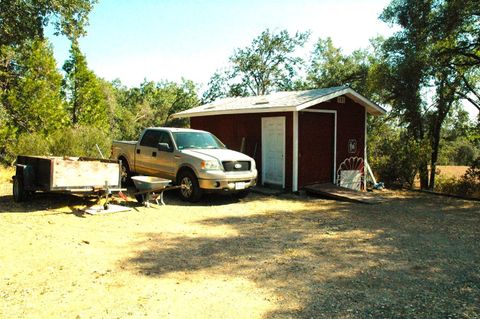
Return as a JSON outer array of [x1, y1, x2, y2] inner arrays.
[[261, 116, 286, 188], [292, 109, 337, 192]]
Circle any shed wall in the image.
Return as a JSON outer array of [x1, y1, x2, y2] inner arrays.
[[190, 95, 366, 191], [309, 96, 365, 171], [191, 112, 293, 189]]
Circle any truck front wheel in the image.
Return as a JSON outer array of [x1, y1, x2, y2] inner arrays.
[[177, 171, 202, 202]]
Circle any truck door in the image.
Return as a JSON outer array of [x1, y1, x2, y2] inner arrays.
[[154, 131, 177, 180], [135, 129, 176, 180], [135, 129, 161, 176]]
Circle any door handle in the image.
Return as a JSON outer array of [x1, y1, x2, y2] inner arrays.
[[152, 152, 157, 157]]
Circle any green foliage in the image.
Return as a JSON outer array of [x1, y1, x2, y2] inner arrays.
[[368, 116, 428, 187], [3, 40, 68, 133], [49, 126, 111, 157], [438, 140, 478, 166], [6, 132, 51, 160], [201, 70, 232, 104], [307, 38, 370, 92], [112, 79, 198, 140], [62, 40, 111, 130], [202, 29, 310, 101], [377, 0, 480, 189], [5, 126, 112, 163], [0, 0, 96, 46], [0, 39, 68, 161]]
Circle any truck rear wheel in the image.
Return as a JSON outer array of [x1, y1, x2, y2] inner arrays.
[[120, 160, 132, 187], [177, 171, 202, 202]]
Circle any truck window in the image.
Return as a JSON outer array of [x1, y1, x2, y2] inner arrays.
[[158, 131, 174, 149], [140, 130, 162, 147], [173, 132, 225, 150]]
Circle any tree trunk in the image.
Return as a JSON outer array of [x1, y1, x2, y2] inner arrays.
[[429, 75, 457, 190], [419, 161, 429, 189]]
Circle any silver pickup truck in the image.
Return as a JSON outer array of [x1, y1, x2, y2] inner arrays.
[[111, 127, 257, 202]]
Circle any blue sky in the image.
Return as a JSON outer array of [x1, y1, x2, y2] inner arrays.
[[47, 0, 394, 89]]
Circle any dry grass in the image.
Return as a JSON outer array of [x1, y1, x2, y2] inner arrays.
[[434, 165, 469, 179], [414, 165, 470, 189], [0, 170, 479, 318], [0, 166, 14, 196]]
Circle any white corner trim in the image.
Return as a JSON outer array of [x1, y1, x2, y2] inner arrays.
[[292, 111, 299, 192], [364, 110, 368, 190], [301, 109, 337, 184]]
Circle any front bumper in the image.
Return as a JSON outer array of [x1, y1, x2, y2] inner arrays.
[[198, 169, 257, 191]]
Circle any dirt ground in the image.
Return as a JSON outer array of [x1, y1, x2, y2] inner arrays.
[[1, 170, 479, 318]]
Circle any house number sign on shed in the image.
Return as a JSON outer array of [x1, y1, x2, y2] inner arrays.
[[348, 139, 357, 153]]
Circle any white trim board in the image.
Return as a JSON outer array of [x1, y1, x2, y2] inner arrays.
[[292, 111, 299, 192], [364, 109, 368, 190]]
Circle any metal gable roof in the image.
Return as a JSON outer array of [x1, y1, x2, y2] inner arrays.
[[173, 86, 386, 118]]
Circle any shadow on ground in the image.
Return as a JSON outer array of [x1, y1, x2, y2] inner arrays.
[[122, 192, 480, 318], [0, 186, 250, 215], [0, 192, 94, 215]]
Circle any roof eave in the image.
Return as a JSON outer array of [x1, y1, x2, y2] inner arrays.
[[173, 87, 387, 118], [173, 106, 295, 118], [296, 87, 386, 115]]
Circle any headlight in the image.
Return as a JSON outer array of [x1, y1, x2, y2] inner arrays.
[[200, 160, 222, 170]]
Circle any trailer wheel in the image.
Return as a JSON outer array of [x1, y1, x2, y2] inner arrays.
[[135, 194, 144, 204], [13, 176, 27, 202], [177, 170, 202, 202]]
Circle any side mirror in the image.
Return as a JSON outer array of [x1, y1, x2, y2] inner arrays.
[[158, 142, 172, 152]]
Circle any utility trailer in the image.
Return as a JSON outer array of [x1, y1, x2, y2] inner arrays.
[[13, 155, 124, 203]]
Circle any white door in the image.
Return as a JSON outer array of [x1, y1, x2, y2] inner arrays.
[[262, 116, 285, 187]]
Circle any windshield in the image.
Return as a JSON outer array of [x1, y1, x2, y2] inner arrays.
[[173, 131, 226, 150]]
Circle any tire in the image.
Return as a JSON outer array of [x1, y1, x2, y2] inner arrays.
[[177, 170, 203, 202], [13, 176, 27, 202], [135, 194, 144, 204], [120, 159, 132, 187]]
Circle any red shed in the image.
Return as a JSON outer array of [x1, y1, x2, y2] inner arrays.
[[173, 86, 386, 192]]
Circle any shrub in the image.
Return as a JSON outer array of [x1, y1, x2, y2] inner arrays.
[[5, 126, 113, 162], [5, 132, 51, 163], [49, 126, 111, 158], [369, 134, 426, 188], [435, 157, 480, 198]]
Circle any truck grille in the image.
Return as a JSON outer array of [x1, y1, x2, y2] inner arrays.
[[222, 161, 251, 172]]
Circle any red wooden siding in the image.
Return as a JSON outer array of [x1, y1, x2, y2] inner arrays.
[[191, 112, 293, 189], [298, 112, 335, 186], [309, 96, 365, 172]]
